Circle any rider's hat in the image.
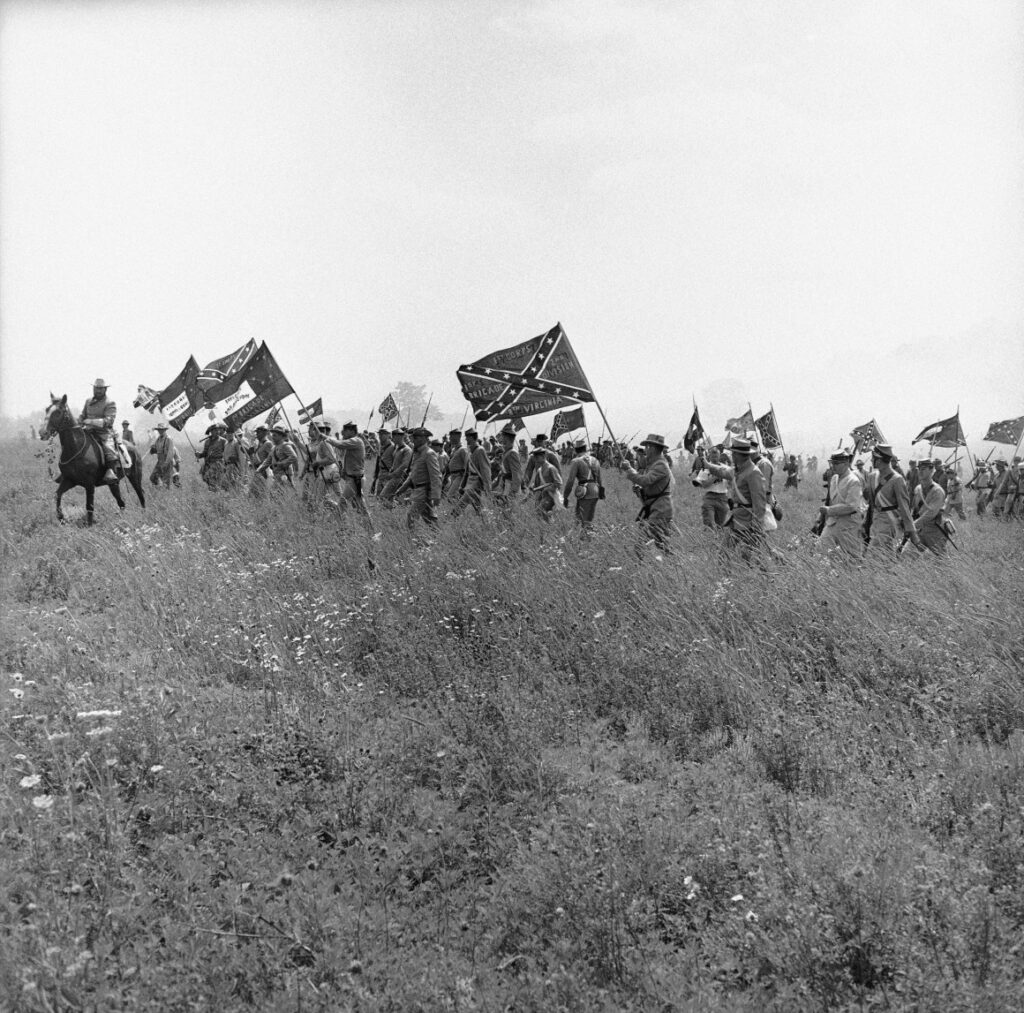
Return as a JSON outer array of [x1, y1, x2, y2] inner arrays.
[[93, 378, 108, 389]]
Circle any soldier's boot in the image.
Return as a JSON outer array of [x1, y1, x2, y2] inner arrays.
[[103, 452, 120, 484]]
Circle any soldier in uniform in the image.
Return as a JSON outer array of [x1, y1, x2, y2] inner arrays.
[[722, 438, 766, 559], [305, 420, 341, 505], [863, 444, 921, 555], [328, 421, 371, 516], [250, 425, 273, 493], [121, 419, 135, 446], [257, 424, 299, 486], [453, 429, 494, 517], [967, 462, 991, 515], [523, 433, 561, 490], [621, 434, 674, 551], [816, 447, 864, 558], [563, 438, 602, 534], [196, 422, 228, 488], [783, 454, 799, 490], [495, 423, 524, 501], [149, 422, 176, 488], [222, 428, 244, 488], [528, 445, 562, 520], [79, 378, 120, 484], [396, 427, 442, 527], [695, 444, 732, 529], [378, 429, 412, 504], [912, 460, 949, 554], [431, 437, 449, 476], [990, 460, 1009, 517], [442, 430, 468, 500], [944, 467, 966, 520], [371, 428, 394, 494]]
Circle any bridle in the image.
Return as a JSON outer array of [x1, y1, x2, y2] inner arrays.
[[43, 399, 89, 467]]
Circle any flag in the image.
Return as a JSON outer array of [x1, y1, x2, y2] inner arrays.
[[457, 322, 595, 422], [378, 393, 399, 421], [158, 357, 204, 431], [222, 343, 296, 429], [512, 416, 526, 432], [850, 418, 886, 453], [725, 409, 754, 435], [132, 384, 161, 412], [264, 405, 281, 429], [298, 398, 323, 425], [983, 415, 1024, 445], [912, 413, 965, 448], [198, 339, 258, 393], [754, 407, 783, 450], [551, 406, 585, 441], [683, 405, 704, 452]]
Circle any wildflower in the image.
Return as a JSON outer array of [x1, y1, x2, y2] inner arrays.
[[32, 795, 54, 811], [730, 894, 744, 903], [745, 910, 759, 923], [10, 673, 24, 683], [85, 727, 113, 738], [75, 710, 122, 720], [13, 753, 27, 761], [46, 733, 70, 742], [593, 611, 606, 619], [148, 765, 165, 774], [9, 688, 24, 700], [19, 774, 42, 789]]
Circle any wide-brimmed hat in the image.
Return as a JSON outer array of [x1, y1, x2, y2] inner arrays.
[[574, 439, 588, 451], [464, 429, 478, 439], [641, 433, 668, 448], [341, 420, 358, 432], [271, 423, 288, 435], [871, 443, 896, 461], [155, 422, 169, 431], [829, 446, 853, 462], [93, 378, 108, 388], [530, 445, 549, 455], [315, 421, 332, 433], [121, 420, 130, 426], [532, 433, 549, 444], [731, 437, 755, 455], [498, 423, 518, 438]]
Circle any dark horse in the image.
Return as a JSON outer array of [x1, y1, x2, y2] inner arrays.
[[40, 394, 146, 524]]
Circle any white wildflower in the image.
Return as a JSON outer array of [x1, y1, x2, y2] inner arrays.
[[32, 795, 54, 811], [730, 894, 744, 903], [19, 774, 42, 789], [75, 710, 122, 720], [9, 688, 24, 700], [10, 673, 24, 682], [85, 726, 113, 738], [148, 765, 165, 774]]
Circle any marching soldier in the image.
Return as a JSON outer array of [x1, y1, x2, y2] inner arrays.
[[121, 419, 135, 446], [431, 437, 449, 477], [250, 425, 273, 492], [452, 429, 493, 516], [378, 429, 412, 504], [395, 427, 442, 527], [944, 467, 966, 520], [816, 447, 864, 558], [257, 423, 299, 486], [696, 445, 732, 529], [306, 421, 341, 505], [721, 438, 766, 558], [222, 428, 244, 488], [372, 428, 394, 494], [79, 378, 120, 484], [442, 429, 468, 500], [523, 433, 561, 490], [495, 423, 524, 502], [528, 445, 562, 520], [328, 421, 371, 516], [912, 460, 950, 554], [863, 444, 920, 555], [621, 433, 674, 551], [968, 462, 991, 515], [564, 438, 602, 534], [196, 422, 228, 488], [149, 422, 176, 488]]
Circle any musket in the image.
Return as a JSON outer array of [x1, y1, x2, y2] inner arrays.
[[420, 392, 433, 428]]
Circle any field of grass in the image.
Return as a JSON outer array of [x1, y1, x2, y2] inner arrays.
[[2, 436, 1023, 1011]]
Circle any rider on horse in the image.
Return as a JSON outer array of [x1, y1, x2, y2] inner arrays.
[[81, 378, 120, 485]]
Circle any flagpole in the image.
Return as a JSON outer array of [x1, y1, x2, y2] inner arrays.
[[460, 404, 469, 430], [592, 399, 624, 463]]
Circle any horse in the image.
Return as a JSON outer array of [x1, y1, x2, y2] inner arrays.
[[40, 394, 146, 524]]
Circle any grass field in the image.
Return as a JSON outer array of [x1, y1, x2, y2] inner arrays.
[[2, 437, 1023, 1011]]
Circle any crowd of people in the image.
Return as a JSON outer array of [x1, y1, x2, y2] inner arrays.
[[61, 382, 1024, 560]]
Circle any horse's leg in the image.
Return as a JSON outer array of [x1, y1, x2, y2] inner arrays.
[[109, 481, 126, 511], [130, 461, 146, 508], [85, 484, 95, 525], [55, 478, 72, 523]]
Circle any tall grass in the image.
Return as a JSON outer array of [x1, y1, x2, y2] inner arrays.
[[2, 439, 1023, 1010]]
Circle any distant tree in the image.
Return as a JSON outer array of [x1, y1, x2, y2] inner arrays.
[[392, 382, 443, 425]]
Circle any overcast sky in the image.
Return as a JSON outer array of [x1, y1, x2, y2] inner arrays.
[[2, 0, 1022, 452]]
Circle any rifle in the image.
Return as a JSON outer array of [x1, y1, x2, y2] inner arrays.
[[420, 392, 433, 428]]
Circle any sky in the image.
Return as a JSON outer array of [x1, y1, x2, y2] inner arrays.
[[2, 0, 1022, 455]]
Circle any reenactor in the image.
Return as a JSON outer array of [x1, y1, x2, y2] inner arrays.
[[222, 429, 244, 488], [863, 444, 920, 555], [431, 437, 449, 476], [197, 422, 227, 488], [564, 438, 602, 534], [722, 438, 767, 559], [990, 460, 1010, 517], [149, 422, 176, 488], [395, 427, 442, 527], [443, 430, 469, 500], [523, 433, 561, 490], [621, 434, 674, 551], [79, 378, 120, 484], [912, 460, 950, 554], [696, 444, 732, 529], [250, 425, 273, 492], [495, 423, 524, 502], [904, 460, 919, 496], [528, 445, 562, 520], [783, 454, 799, 489], [257, 424, 299, 486], [816, 447, 864, 558], [328, 421, 370, 515], [452, 429, 494, 516], [305, 421, 340, 505], [932, 460, 949, 492], [967, 462, 991, 514], [372, 428, 394, 494], [121, 419, 135, 446], [378, 429, 412, 504], [944, 468, 966, 520]]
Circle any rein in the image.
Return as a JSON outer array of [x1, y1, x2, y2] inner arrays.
[[47, 406, 90, 468]]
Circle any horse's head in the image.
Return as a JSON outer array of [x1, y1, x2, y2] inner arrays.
[[41, 394, 71, 439]]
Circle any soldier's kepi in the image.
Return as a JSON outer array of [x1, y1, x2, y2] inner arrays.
[[80, 378, 120, 484]]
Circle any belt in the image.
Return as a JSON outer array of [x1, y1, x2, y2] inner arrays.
[[410, 482, 429, 489]]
